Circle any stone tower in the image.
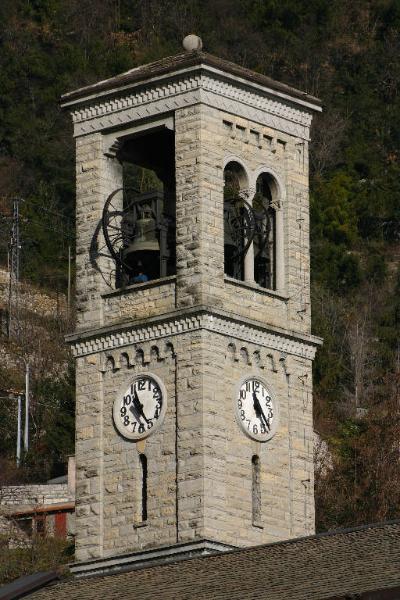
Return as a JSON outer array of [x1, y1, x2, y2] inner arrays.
[[62, 39, 321, 571]]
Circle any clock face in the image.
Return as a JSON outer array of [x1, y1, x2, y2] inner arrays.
[[235, 376, 278, 442], [113, 373, 167, 441]]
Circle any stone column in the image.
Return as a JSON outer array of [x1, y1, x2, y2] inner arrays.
[[275, 204, 285, 293], [174, 105, 225, 309], [75, 133, 123, 331], [240, 188, 255, 284]]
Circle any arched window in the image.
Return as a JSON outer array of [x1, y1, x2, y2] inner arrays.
[[252, 455, 262, 525], [139, 453, 148, 522], [223, 165, 283, 292], [253, 173, 277, 290], [223, 161, 249, 281]]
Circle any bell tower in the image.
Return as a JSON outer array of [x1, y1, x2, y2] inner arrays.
[[63, 36, 322, 573]]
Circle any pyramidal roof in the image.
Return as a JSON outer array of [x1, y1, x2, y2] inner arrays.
[[61, 50, 321, 109]]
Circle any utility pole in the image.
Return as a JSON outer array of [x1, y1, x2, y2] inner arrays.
[[16, 395, 22, 467], [67, 244, 71, 321], [8, 197, 22, 338], [24, 361, 30, 452]]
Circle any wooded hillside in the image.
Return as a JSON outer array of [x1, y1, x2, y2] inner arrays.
[[0, 0, 399, 532]]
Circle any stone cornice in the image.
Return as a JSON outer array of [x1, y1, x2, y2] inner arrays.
[[66, 306, 322, 360], [65, 67, 317, 140]]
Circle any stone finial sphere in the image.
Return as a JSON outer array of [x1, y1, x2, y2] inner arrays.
[[183, 34, 203, 52]]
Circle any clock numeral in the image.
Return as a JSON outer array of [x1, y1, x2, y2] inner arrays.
[[147, 419, 153, 430], [253, 424, 258, 435], [123, 415, 130, 427], [138, 379, 146, 391], [252, 381, 260, 392], [132, 422, 137, 432], [260, 424, 266, 434], [237, 399, 242, 409], [153, 389, 161, 400], [120, 406, 127, 417], [123, 394, 131, 406], [138, 423, 145, 434], [246, 419, 251, 430], [240, 410, 245, 421], [154, 407, 160, 419], [246, 381, 251, 392], [240, 390, 246, 399]]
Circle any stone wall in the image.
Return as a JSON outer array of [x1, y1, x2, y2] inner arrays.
[[202, 333, 314, 545], [0, 484, 71, 506], [102, 277, 176, 325], [77, 105, 312, 336], [74, 328, 315, 561], [75, 133, 122, 332]]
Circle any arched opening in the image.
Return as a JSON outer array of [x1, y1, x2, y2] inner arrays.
[[253, 173, 277, 290], [139, 453, 148, 522], [103, 127, 176, 288], [223, 161, 249, 281], [252, 454, 261, 525]]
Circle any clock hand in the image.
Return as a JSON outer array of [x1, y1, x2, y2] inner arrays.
[[132, 388, 149, 424], [129, 390, 143, 423], [253, 392, 270, 431], [129, 402, 142, 423]]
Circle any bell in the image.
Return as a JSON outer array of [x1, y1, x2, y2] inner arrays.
[[123, 206, 159, 262]]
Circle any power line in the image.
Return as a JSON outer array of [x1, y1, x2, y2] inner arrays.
[[21, 217, 74, 241], [26, 198, 74, 222]]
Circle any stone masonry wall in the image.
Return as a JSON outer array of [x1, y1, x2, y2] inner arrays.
[[0, 484, 71, 506], [101, 343, 177, 557], [75, 133, 122, 332], [74, 330, 313, 561], [200, 330, 314, 547], [74, 103, 311, 338], [181, 106, 312, 335], [174, 105, 225, 310], [75, 332, 208, 561], [102, 277, 176, 325]]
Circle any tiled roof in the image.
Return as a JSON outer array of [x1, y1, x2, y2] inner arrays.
[[9, 502, 75, 517], [61, 50, 321, 107], [28, 521, 400, 599]]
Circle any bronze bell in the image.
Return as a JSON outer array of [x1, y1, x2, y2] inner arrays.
[[123, 205, 159, 263]]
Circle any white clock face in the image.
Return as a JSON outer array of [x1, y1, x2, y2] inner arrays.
[[113, 373, 167, 441], [235, 376, 278, 442]]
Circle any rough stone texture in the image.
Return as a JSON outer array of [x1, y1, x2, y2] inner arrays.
[[0, 484, 75, 546], [102, 277, 176, 325], [0, 484, 71, 506], [74, 333, 314, 560], [68, 52, 320, 562], [74, 107, 313, 336], [75, 133, 122, 332]]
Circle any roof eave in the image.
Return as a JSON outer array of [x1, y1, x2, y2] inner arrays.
[[60, 51, 321, 113]]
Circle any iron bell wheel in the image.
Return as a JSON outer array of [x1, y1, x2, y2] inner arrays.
[[102, 187, 134, 268], [223, 196, 256, 260]]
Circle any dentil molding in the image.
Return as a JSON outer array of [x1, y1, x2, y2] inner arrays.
[[68, 309, 320, 360], [69, 71, 313, 140]]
